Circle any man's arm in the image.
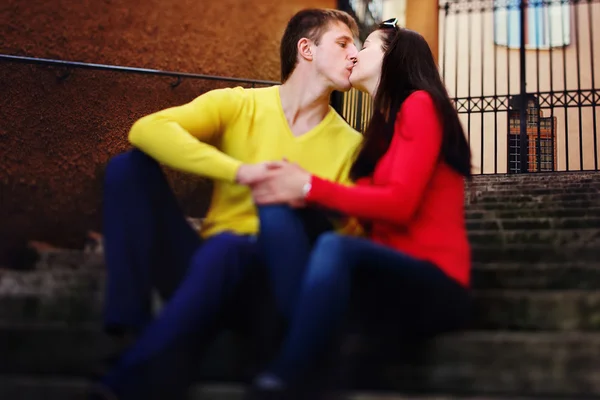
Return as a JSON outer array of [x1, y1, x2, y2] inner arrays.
[[129, 87, 247, 182]]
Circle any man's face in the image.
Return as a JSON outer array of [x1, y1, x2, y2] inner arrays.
[[312, 22, 358, 92]]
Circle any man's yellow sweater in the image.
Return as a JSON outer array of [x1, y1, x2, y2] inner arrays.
[[129, 85, 362, 238]]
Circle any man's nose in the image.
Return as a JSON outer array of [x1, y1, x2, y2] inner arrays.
[[348, 44, 359, 60]]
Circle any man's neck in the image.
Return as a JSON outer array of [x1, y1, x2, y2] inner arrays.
[[279, 73, 333, 137]]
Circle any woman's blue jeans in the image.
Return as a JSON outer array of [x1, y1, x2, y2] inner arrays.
[[257, 205, 471, 385]]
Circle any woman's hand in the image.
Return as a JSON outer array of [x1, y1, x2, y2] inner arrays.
[[251, 160, 311, 206]]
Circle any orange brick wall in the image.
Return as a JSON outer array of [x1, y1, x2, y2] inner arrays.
[[0, 0, 336, 266]]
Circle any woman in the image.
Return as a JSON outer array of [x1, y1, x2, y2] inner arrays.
[[249, 19, 473, 398]]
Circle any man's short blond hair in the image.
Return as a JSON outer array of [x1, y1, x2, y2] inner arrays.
[[280, 9, 359, 82]]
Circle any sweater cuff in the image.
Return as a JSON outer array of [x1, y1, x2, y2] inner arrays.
[[221, 158, 244, 183], [305, 175, 332, 205]]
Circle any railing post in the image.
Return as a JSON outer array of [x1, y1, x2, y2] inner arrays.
[[355, 92, 364, 132], [330, 91, 344, 116], [519, 0, 529, 173]]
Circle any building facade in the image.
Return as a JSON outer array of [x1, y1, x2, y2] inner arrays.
[[439, 0, 600, 174]]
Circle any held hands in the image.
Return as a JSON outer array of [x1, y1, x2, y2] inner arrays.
[[235, 163, 270, 185], [239, 160, 311, 206]]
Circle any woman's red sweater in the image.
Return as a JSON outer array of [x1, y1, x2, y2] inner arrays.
[[306, 90, 471, 286]]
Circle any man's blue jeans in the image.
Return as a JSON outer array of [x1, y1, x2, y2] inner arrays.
[[101, 150, 271, 399]]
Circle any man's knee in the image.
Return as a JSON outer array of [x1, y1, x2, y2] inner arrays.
[[189, 233, 255, 275], [258, 205, 298, 225], [104, 149, 159, 189]]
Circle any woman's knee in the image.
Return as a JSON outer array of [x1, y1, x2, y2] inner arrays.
[[104, 149, 160, 189], [308, 233, 354, 277], [312, 232, 352, 257]]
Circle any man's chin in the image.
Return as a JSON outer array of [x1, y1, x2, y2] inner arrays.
[[335, 81, 353, 92]]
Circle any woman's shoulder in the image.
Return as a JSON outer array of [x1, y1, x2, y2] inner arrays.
[[394, 90, 442, 141], [403, 90, 435, 109], [396, 90, 438, 122]]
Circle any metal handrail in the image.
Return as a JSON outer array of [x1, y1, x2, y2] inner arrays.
[[0, 54, 280, 86]]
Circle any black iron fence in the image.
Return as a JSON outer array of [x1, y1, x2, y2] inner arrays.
[[440, 0, 600, 174], [336, 0, 600, 174]]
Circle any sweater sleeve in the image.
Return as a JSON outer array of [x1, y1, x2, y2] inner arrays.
[[128, 87, 245, 182], [306, 91, 442, 226]]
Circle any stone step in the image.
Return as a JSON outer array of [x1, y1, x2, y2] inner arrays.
[[0, 269, 105, 324], [0, 375, 91, 400], [28, 249, 104, 271], [466, 217, 600, 231], [356, 331, 600, 396], [471, 192, 600, 205], [3, 267, 600, 327], [0, 293, 103, 324], [471, 262, 600, 290], [1, 325, 599, 397], [0, 376, 553, 400], [467, 199, 600, 211], [469, 172, 600, 185], [471, 244, 598, 263], [469, 182, 600, 193], [468, 228, 600, 246], [0, 269, 103, 295], [471, 186, 600, 195], [3, 256, 600, 325], [14, 214, 600, 272], [5, 289, 600, 331], [472, 290, 600, 331], [465, 207, 600, 220]]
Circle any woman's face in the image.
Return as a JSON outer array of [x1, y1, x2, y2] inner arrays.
[[349, 30, 386, 95]]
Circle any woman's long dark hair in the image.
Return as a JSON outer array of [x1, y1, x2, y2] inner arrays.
[[349, 27, 472, 181]]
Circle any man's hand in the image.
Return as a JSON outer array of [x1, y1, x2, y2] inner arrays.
[[235, 163, 270, 185], [251, 161, 311, 205]]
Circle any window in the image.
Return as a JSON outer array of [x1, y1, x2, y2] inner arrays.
[[539, 138, 554, 170], [540, 119, 550, 130], [494, 0, 570, 49]]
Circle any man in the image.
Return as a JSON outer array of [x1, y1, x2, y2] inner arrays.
[[96, 8, 362, 400]]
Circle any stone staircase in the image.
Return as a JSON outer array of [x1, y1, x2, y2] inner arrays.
[[1, 171, 599, 399]]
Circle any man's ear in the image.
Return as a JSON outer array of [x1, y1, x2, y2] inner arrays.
[[297, 38, 314, 61]]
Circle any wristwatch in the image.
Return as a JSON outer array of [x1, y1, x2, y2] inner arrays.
[[302, 181, 312, 199]]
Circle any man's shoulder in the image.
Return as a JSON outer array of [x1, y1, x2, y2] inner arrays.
[[230, 85, 278, 100], [223, 85, 280, 107], [200, 85, 276, 101], [194, 85, 279, 117]]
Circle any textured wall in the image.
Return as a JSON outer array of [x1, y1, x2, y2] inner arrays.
[[0, 0, 335, 266]]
